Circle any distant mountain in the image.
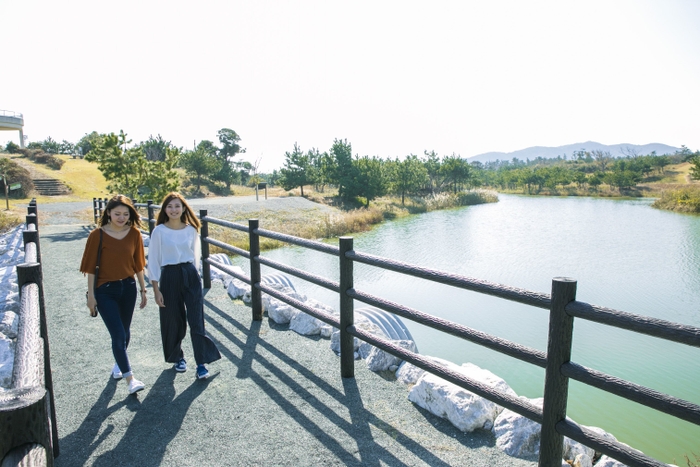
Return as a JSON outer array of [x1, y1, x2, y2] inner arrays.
[[468, 142, 680, 164]]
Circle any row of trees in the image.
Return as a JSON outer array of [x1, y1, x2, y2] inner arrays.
[[82, 128, 248, 202], [279, 140, 476, 206], [474, 148, 698, 194]]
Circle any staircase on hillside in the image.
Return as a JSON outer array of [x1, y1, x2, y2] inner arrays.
[[32, 179, 71, 196]]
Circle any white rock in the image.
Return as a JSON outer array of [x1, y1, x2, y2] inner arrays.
[[330, 319, 387, 356], [395, 356, 453, 385], [0, 225, 25, 267], [289, 298, 337, 336], [0, 311, 19, 339], [208, 253, 234, 287], [594, 456, 627, 467], [493, 397, 543, 458], [408, 362, 517, 432], [564, 425, 617, 463], [226, 274, 250, 300], [0, 333, 15, 388], [264, 287, 306, 324], [366, 339, 417, 372], [564, 433, 595, 462], [572, 453, 593, 467], [0, 292, 20, 313]]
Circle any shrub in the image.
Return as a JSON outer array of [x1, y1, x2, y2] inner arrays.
[[16, 148, 64, 170], [0, 210, 22, 234], [46, 156, 65, 169], [4, 141, 20, 154], [0, 158, 34, 198], [652, 188, 700, 213]]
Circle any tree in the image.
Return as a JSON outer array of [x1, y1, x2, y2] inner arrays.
[[350, 156, 389, 206], [179, 147, 219, 192], [215, 129, 246, 190], [592, 150, 612, 172], [391, 155, 428, 204], [85, 130, 180, 201], [690, 156, 700, 182], [4, 141, 20, 154], [280, 143, 312, 195], [330, 138, 354, 199], [308, 148, 334, 192], [440, 155, 472, 193], [76, 131, 103, 157], [422, 150, 445, 194], [140, 134, 172, 161], [85, 131, 141, 197]]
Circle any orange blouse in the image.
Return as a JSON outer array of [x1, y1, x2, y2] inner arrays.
[[80, 227, 146, 287]]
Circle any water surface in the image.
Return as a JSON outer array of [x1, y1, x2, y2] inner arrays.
[[233, 194, 700, 463]]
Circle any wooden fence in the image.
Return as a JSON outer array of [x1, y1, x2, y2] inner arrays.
[[98, 199, 700, 467], [1, 200, 59, 466]]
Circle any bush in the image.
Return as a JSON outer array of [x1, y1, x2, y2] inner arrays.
[[0, 158, 34, 198], [0, 210, 22, 234], [4, 141, 20, 154], [652, 188, 700, 213], [16, 148, 64, 170]]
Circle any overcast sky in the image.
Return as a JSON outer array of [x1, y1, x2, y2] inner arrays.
[[2, 0, 699, 172]]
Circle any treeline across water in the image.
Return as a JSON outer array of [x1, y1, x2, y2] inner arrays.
[[277, 141, 700, 204], [476, 147, 699, 194]]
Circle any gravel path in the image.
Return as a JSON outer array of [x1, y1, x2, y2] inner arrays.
[[34, 200, 536, 466]]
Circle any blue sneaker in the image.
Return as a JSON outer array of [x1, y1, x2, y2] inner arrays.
[[196, 364, 209, 380], [173, 358, 187, 372]]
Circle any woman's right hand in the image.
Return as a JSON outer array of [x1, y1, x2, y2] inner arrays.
[[87, 294, 98, 317], [154, 289, 165, 308]]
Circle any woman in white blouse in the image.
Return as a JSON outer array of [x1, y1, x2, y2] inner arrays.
[[147, 192, 221, 380]]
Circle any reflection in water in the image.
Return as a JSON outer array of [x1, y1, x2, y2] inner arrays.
[[234, 194, 700, 463]]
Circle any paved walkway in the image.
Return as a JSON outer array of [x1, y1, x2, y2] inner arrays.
[[39, 218, 536, 466]]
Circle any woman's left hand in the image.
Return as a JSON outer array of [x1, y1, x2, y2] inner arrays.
[[139, 291, 148, 309]]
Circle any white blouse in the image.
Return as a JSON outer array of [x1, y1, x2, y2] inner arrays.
[[147, 224, 201, 283]]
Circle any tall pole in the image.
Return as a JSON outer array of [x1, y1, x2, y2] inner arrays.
[[3, 174, 8, 210]]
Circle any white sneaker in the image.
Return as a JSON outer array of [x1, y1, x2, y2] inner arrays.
[[128, 378, 145, 394], [111, 363, 123, 380]]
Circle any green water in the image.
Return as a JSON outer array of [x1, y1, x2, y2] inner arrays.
[[239, 194, 700, 464]]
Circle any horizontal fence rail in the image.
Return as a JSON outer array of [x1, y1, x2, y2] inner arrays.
[[346, 287, 548, 368], [125, 201, 700, 467], [346, 250, 552, 310], [566, 300, 700, 347]]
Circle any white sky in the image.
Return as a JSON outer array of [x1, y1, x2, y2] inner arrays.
[[2, 0, 699, 172]]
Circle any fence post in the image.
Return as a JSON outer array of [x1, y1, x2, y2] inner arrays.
[[147, 200, 154, 235], [23, 229, 41, 264], [93, 198, 98, 223], [17, 262, 60, 457], [249, 219, 263, 320], [200, 210, 211, 289], [25, 213, 38, 232], [339, 237, 355, 378], [539, 277, 577, 467]]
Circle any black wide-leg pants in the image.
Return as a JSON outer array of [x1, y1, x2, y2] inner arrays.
[[159, 262, 221, 365]]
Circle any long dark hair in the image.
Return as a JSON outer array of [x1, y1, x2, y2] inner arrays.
[[99, 194, 142, 229], [156, 192, 201, 231]]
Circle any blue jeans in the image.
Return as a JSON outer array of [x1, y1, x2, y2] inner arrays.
[[96, 277, 137, 377]]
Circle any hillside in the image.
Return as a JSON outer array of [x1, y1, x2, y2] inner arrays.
[[469, 142, 681, 164]]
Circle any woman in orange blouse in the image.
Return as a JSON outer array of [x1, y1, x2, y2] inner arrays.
[[80, 194, 148, 395]]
